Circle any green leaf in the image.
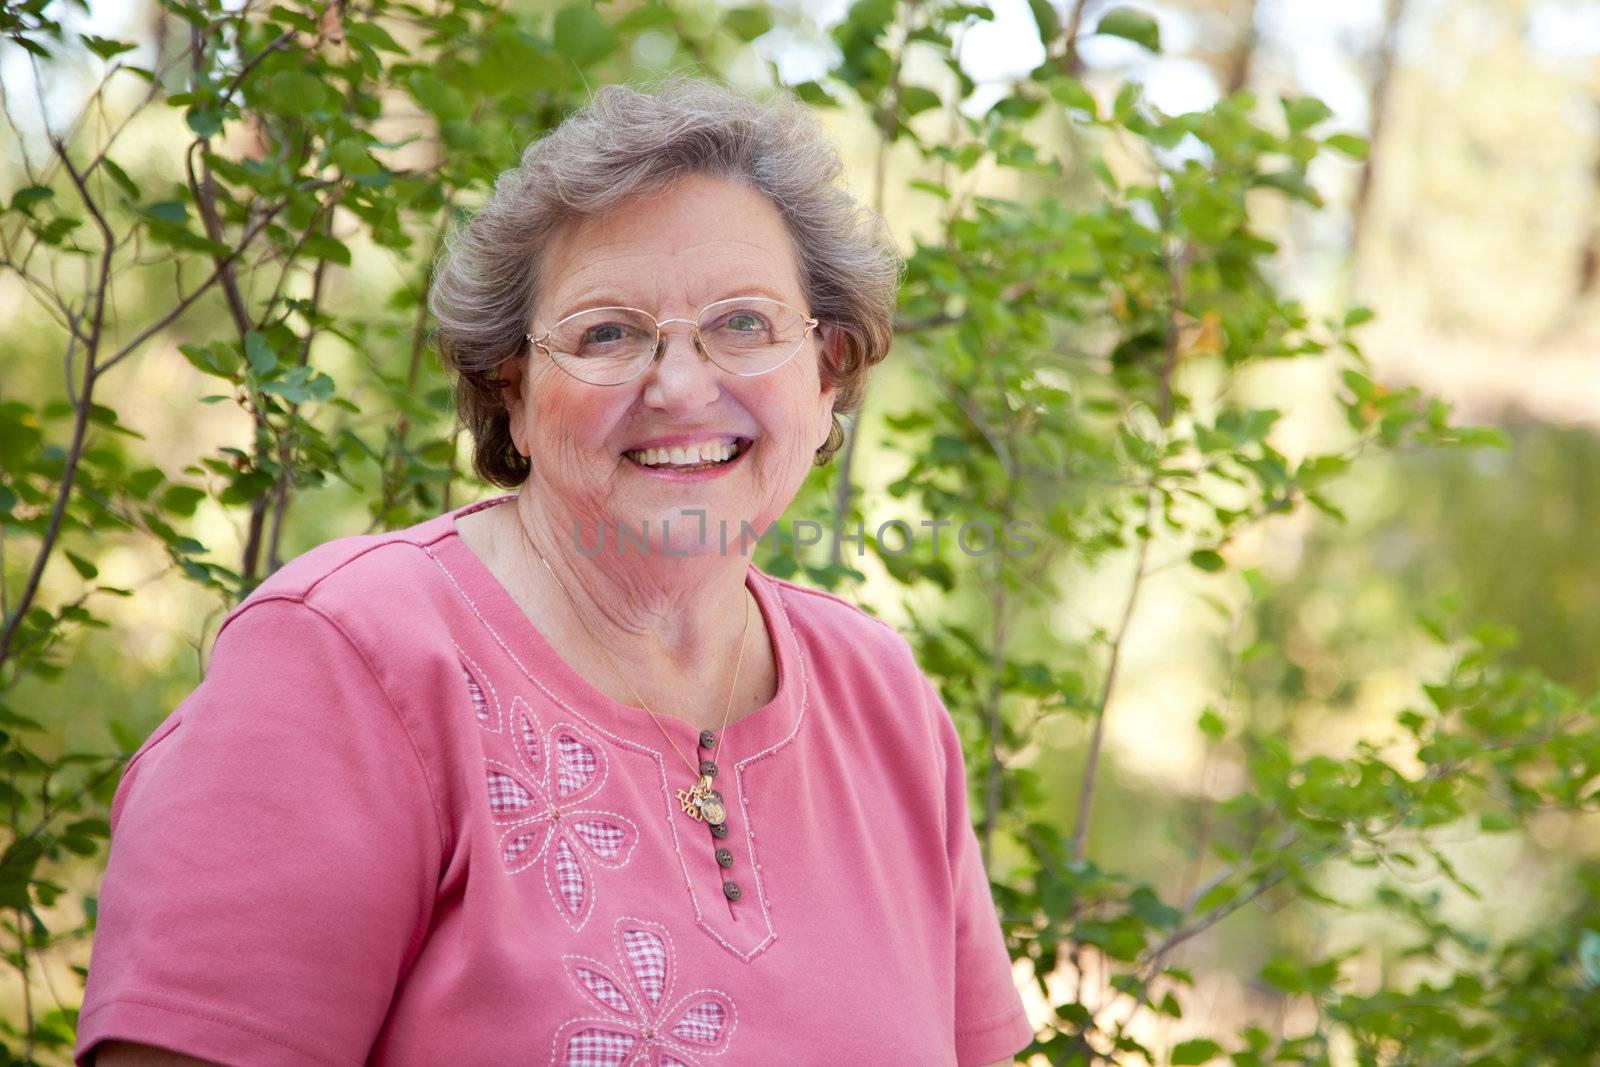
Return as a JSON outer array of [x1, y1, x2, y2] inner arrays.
[[243, 331, 277, 375], [267, 5, 318, 32], [1305, 491, 1346, 522], [301, 233, 352, 265], [1046, 77, 1097, 117], [127, 467, 165, 498], [1324, 132, 1369, 160], [101, 158, 140, 200], [9, 36, 52, 59], [1253, 169, 1323, 206], [899, 85, 942, 116], [1478, 810, 1517, 833], [723, 6, 773, 41], [1171, 1038, 1223, 1065], [790, 80, 837, 107], [178, 342, 240, 379], [185, 106, 224, 138], [554, 3, 617, 66], [10, 186, 54, 214], [1028, 0, 1060, 42], [1197, 706, 1225, 740], [66, 817, 111, 838], [1189, 549, 1225, 573], [407, 72, 468, 123], [160, 485, 206, 516], [344, 22, 404, 53], [1282, 95, 1334, 134], [1128, 886, 1182, 929], [144, 200, 188, 225], [1096, 8, 1160, 53], [329, 138, 378, 176], [259, 71, 330, 116], [83, 35, 138, 60], [259, 366, 335, 404], [1449, 426, 1511, 450], [63, 551, 99, 580], [615, 3, 680, 33], [218, 470, 275, 505]]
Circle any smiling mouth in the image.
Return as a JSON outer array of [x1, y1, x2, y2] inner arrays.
[[623, 437, 751, 472]]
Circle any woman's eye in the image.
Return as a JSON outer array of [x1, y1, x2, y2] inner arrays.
[[724, 313, 766, 333], [584, 324, 628, 345]]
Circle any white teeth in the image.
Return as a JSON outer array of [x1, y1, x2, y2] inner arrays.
[[625, 439, 740, 467]]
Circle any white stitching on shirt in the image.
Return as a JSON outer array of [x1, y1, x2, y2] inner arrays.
[[721, 580, 810, 960], [511, 697, 546, 782], [477, 706, 637, 929], [483, 756, 537, 821], [455, 644, 503, 733], [549, 917, 738, 1066], [428, 546, 800, 962], [561, 953, 635, 1016], [498, 816, 555, 874]]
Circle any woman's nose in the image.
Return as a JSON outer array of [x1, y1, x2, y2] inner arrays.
[[640, 325, 720, 410]]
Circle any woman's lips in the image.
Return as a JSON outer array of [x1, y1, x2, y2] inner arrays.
[[623, 438, 750, 482]]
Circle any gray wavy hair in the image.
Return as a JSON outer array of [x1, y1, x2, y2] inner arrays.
[[428, 76, 902, 487]]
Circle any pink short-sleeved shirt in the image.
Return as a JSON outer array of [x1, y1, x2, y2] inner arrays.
[[75, 496, 1033, 1066]]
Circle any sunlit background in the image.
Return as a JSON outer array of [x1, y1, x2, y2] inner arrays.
[[3, 0, 1598, 1060]]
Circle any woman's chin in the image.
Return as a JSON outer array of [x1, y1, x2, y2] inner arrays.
[[578, 502, 759, 563]]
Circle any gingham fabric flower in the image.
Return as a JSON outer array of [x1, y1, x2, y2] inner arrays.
[[483, 703, 639, 932], [551, 917, 737, 1067]]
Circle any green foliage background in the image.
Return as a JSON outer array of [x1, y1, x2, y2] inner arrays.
[[1, 0, 1597, 1063]]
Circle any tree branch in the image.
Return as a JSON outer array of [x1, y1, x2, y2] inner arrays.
[[0, 141, 112, 670]]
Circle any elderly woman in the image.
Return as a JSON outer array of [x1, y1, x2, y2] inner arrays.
[[76, 79, 1032, 1067]]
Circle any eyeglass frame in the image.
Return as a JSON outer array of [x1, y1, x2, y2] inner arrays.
[[524, 295, 822, 387]]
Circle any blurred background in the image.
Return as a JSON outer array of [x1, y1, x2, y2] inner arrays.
[[2, 0, 1598, 1062]]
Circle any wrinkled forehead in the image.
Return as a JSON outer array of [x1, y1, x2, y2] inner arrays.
[[535, 176, 807, 323]]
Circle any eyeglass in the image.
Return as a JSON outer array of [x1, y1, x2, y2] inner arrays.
[[526, 296, 820, 387]]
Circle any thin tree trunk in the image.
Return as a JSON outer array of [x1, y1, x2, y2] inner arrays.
[[1062, 0, 1091, 77], [1351, 0, 1411, 265], [1223, 0, 1260, 96], [1569, 96, 1600, 301], [831, 5, 908, 567], [266, 239, 332, 573]]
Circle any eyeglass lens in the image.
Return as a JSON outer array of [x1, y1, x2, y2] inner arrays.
[[542, 297, 810, 385]]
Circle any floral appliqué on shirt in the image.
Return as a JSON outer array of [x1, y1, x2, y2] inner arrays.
[[470, 654, 640, 933], [552, 916, 737, 1067]]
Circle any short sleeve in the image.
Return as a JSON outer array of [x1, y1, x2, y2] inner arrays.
[[75, 597, 443, 1067], [923, 673, 1035, 1066]]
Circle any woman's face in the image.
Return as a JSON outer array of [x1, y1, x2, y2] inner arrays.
[[499, 174, 837, 559]]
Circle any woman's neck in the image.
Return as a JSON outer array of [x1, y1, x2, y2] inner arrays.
[[458, 489, 772, 732], [510, 487, 753, 664]]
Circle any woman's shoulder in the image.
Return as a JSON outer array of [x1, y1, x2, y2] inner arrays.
[[759, 571, 905, 645], [218, 507, 462, 646], [250, 510, 455, 599], [757, 569, 931, 693]]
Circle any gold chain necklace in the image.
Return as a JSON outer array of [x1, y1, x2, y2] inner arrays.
[[529, 541, 751, 828]]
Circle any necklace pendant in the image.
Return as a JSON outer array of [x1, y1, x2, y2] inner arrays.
[[676, 780, 726, 825], [697, 786, 727, 826], [677, 787, 705, 822], [699, 795, 727, 825]]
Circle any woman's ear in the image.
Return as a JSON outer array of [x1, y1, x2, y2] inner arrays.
[[497, 354, 531, 458], [816, 325, 841, 450]]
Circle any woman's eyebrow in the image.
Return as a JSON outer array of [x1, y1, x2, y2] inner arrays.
[[549, 285, 799, 321], [549, 294, 644, 318], [706, 285, 795, 306]]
